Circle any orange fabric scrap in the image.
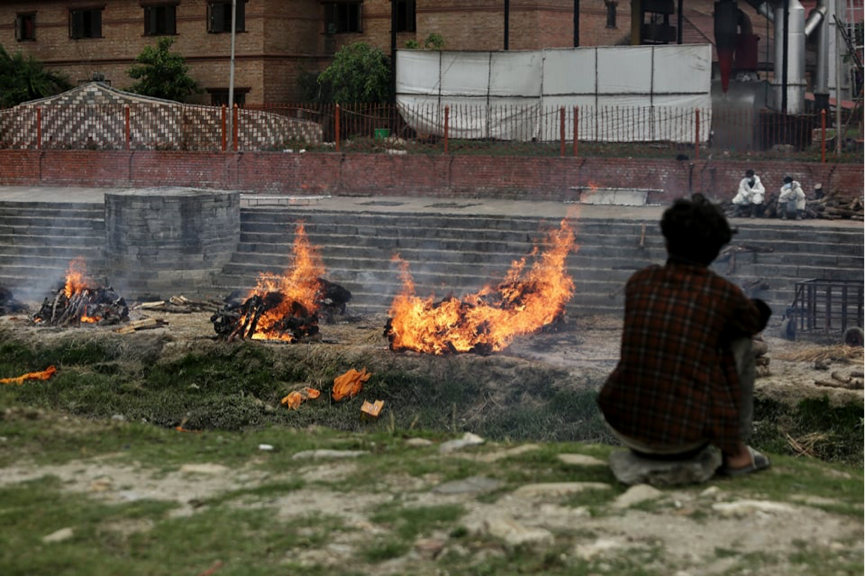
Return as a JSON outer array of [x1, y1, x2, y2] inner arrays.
[[0, 365, 57, 385], [360, 399, 384, 418], [280, 387, 321, 410], [332, 368, 371, 401]]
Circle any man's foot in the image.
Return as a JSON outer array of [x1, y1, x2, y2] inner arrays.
[[717, 446, 771, 477]]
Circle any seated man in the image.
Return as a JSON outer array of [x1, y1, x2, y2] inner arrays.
[[598, 194, 772, 476], [732, 169, 766, 218], [778, 176, 806, 220]]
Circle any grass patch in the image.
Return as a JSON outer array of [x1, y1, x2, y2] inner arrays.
[[750, 396, 864, 465]]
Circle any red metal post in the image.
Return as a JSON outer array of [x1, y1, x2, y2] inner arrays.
[[232, 104, 238, 151], [221, 105, 227, 152], [573, 106, 579, 157], [820, 109, 826, 163], [444, 106, 450, 154], [36, 106, 42, 150], [694, 108, 700, 161], [335, 104, 340, 152], [124, 105, 130, 150], [559, 107, 565, 156]]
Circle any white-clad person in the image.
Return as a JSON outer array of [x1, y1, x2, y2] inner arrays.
[[778, 176, 806, 220], [732, 169, 766, 218]]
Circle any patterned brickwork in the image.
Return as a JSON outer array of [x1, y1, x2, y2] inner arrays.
[[0, 83, 322, 151]]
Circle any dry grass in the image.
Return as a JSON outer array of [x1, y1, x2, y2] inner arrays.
[[774, 344, 864, 364]]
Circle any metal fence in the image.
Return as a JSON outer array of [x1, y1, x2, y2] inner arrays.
[[1, 101, 861, 162]]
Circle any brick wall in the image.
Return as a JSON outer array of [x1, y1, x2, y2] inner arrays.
[[1, 150, 861, 204]]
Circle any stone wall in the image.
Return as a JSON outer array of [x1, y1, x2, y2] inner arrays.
[[0, 149, 861, 204], [104, 188, 240, 299]]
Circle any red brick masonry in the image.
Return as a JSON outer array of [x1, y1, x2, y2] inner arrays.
[[0, 150, 861, 204]]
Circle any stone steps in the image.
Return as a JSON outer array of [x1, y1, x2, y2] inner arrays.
[[1, 200, 861, 323], [0, 202, 107, 299]]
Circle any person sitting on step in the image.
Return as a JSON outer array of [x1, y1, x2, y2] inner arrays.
[[778, 176, 806, 220], [731, 169, 766, 218], [597, 194, 772, 477]]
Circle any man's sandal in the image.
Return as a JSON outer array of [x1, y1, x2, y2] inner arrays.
[[717, 446, 771, 477]]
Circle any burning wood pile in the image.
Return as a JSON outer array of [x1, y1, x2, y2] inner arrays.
[[385, 218, 577, 355], [211, 224, 351, 342], [32, 259, 129, 326]]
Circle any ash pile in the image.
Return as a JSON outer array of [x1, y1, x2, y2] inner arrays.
[[0, 287, 28, 315], [33, 285, 129, 326], [211, 278, 351, 342]]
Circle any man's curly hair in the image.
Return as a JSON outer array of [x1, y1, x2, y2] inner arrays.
[[661, 193, 732, 265]]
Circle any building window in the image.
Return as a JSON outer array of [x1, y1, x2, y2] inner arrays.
[[605, 0, 618, 29], [395, 0, 415, 33], [144, 4, 177, 35], [208, 0, 245, 33], [324, 2, 362, 34], [208, 88, 248, 106], [69, 7, 103, 39], [16, 13, 36, 41]]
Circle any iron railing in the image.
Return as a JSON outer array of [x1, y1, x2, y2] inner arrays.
[[0, 101, 861, 162]]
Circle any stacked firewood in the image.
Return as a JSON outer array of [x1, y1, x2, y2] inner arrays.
[[802, 190, 864, 221], [32, 286, 129, 326]]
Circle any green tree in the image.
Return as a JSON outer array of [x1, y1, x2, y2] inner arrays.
[[127, 37, 200, 102], [317, 42, 390, 104], [0, 44, 72, 107]]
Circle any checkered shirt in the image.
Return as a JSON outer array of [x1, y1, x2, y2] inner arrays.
[[598, 260, 766, 454]]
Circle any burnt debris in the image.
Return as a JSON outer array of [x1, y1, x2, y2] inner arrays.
[[0, 286, 28, 315]]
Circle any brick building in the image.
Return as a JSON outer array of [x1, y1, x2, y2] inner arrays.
[[0, 0, 732, 105]]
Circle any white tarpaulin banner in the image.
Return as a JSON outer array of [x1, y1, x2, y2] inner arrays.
[[396, 45, 712, 143]]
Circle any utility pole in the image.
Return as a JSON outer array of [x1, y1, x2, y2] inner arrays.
[[834, 0, 843, 155], [391, 0, 397, 102], [227, 0, 237, 141], [782, 0, 789, 114]]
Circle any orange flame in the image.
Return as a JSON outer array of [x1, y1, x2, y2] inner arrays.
[[59, 258, 102, 323], [243, 223, 326, 341], [386, 218, 578, 354], [64, 258, 92, 298]]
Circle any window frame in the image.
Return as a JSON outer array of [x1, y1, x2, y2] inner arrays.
[[323, 1, 363, 34], [15, 12, 37, 41], [69, 6, 104, 39], [207, 87, 250, 107], [143, 2, 178, 36], [207, 0, 246, 34], [394, 0, 415, 33]]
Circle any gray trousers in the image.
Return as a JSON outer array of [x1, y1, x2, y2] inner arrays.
[[730, 336, 755, 442]]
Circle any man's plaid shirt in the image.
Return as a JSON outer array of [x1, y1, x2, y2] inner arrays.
[[598, 259, 767, 454]]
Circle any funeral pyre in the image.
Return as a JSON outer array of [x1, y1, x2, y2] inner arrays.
[[32, 258, 129, 326], [385, 218, 577, 354], [211, 224, 351, 342]]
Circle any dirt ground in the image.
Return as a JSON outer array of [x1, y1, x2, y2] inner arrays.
[[1, 307, 863, 575]]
